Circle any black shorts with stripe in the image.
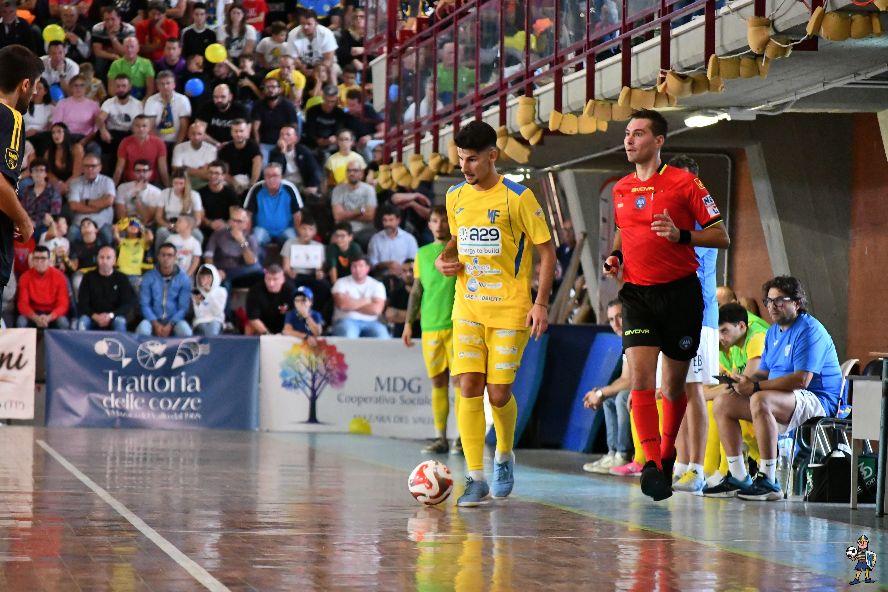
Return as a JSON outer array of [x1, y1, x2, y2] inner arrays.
[[619, 273, 703, 361]]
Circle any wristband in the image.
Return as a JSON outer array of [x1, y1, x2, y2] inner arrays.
[[533, 302, 549, 310], [752, 381, 761, 393], [610, 249, 623, 264], [678, 229, 692, 245]]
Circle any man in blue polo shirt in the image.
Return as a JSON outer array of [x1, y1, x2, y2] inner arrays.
[[710, 275, 841, 501], [245, 162, 303, 250]]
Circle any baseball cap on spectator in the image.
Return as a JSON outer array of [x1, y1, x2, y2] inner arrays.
[[322, 84, 338, 97], [295, 286, 314, 300]]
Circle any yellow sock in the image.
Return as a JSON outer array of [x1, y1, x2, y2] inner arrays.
[[704, 401, 721, 476], [742, 420, 761, 463], [458, 395, 486, 471], [453, 386, 461, 434], [490, 394, 517, 454], [431, 385, 449, 435], [630, 408, 644, 464]]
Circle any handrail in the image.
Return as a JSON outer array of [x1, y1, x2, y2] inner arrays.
[[367, 0, 729, 161]]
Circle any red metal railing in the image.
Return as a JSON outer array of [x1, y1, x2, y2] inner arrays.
[[364, 0, 770, 162]]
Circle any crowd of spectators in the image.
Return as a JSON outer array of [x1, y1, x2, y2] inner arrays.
[[2, 0, 438, 340]]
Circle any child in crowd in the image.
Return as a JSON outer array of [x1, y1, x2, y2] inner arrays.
[[114, 217, 154, 288], [167, 215, 203, 277], [282, 286, 324, 339], [68, 217, 105, 295], [325, 129, 366, 186], [78, 62, 107, 103], [338, 65, 361, 108], [192, 264, 228, 336], [281, 215, 331, 319], [39, 214, 70, 269], [255, 21, 288, 70], [325, 221, 363, 284]]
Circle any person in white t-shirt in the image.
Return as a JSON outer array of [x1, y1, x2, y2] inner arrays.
[[331, 256, 389, 338], [41, 41, 80, 94], [98, 74, 144, 153], [256, 21, 288, 70], [286, 9, 339, 80], [172, 121, 218, 189], [115, 159, 162, 222], [144, 70, 192, 148], [166, 215, 203, 277], [154, 171, 205, 247]]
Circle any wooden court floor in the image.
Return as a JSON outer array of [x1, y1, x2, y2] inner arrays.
[[0, 426, 885, 591]]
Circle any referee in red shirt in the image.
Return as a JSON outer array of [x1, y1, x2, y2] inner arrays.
[[604, 109, 730, 501]]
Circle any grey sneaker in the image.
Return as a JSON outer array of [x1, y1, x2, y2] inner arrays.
[[421, 437, 449, 454]]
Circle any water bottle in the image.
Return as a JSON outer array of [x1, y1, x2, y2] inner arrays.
[[777, 436, 792, 493]]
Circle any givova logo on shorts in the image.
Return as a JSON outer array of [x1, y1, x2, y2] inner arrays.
[[458, 226, 501, 255]]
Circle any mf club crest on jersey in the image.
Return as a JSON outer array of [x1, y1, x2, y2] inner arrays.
[[487, 209, 500, 223], [5, 147, 18, 171]]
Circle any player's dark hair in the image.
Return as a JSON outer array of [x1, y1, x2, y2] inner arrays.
[[454, 120, 497, 152], [630, 109, 668, 139], [667, 154, 699, 176], [718, 303, 748, 326], [762, 275, 809, 313], [0, 45, 44, 94]]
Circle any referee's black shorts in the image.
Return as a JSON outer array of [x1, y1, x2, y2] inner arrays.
[[618, 273, 703, 362]]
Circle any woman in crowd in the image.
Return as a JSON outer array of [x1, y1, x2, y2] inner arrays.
[[154, 170, 205, 247], [24, 78, 54, 157], [18, 158, 63, 238], [217, 3, 258, 60], [44, 122, 83, 197]]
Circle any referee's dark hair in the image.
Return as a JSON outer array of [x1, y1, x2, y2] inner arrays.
[[668, 154, 699, 176], [630, 109, 668, 139], [718, 303, 749, 327], [762, 275, 809, 313], [0, 45, 44, 93], [454, 120, 498, 152]]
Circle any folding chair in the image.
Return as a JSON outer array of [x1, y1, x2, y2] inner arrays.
[[783, 358, 858, 498]]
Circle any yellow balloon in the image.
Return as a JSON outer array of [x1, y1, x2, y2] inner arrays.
[[205, 43, 227, 64], [348, 417, 372, 435], [42, 24, 66, 44]]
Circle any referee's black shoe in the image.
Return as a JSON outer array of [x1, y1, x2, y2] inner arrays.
[[640, 461, 673, 501]]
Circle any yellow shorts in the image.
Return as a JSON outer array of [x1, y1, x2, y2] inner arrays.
[[451, 319, 529, 384], [421, 329, 453, 378]]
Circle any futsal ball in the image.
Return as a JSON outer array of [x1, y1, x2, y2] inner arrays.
[[847, 546, 859, 560], [408, 460, 454, 506]]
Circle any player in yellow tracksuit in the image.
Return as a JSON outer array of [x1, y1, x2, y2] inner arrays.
[[436, 121, 556, 507]]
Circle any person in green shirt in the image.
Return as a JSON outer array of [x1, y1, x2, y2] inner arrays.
[[436, 41, 475, 105], [702, 303, 770, 490], [107, 37, 156, 100], [403, 205, 461, 455], [325, 221, 364, 283]]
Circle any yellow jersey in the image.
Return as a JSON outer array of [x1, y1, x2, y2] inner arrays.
[[446, 176, 552, 329]]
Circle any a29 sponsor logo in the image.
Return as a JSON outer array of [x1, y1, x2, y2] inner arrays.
[[458, 226, 502, 255]]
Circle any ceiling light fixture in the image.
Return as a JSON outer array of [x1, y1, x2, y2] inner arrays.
[[683, 110, 730, 128]]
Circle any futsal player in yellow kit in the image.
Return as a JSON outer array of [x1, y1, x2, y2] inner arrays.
[[435, 121, 556, 507]]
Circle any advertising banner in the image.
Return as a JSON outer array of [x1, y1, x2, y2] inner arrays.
[[45, 332, 259, 429], [0, 329, 37, 419], [260, 336, 455, 438]]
